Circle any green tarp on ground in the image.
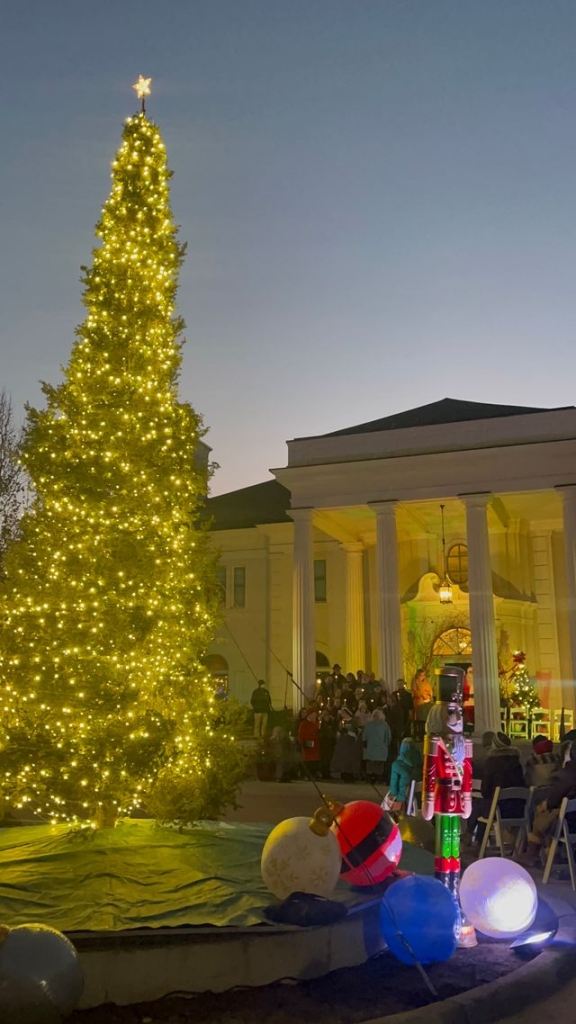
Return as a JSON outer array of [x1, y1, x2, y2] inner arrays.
[[0, 819, 433, 932]]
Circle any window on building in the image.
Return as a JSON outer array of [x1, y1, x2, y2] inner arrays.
[[314, 559, 327, 603], [447, 543, 468, 585], [233, 567, 246, 607], [216, 567, 227, 603]]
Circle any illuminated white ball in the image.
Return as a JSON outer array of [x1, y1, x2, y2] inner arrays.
[[460, 859, 538, 939], [261, 816, 342, 900]]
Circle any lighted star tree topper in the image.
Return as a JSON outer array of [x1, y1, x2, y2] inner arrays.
[[0, 80, 244, 826]]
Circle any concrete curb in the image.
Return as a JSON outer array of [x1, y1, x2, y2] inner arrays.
[[365, 892, 576, 1024]]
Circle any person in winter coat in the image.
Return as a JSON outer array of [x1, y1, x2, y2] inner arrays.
[[297, 707, 321, 777], [524, 734, 562, 790], [526, 740, 576, 865], [385, 693, 406, 763], [319, 708, 338, 779], [362, 709, 392, 782], [268, 726, 296, 782], [395, 679, 414, 735], [465, 732, 524, 843], [411, 669, 432, 741], [387, 738, 423, 810], [250, 679, 273, 737], [330, 708, 362, 781]]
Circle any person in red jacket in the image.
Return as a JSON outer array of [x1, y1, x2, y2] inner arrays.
[[297, 706, 321, 778]]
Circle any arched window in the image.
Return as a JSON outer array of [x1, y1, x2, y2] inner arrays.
[[433, 628, 472, 658], [447, 543, 468, 585], [316, 651, 330, 680]]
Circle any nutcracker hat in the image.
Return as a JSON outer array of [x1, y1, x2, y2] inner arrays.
[[435, 665, 465, 705]]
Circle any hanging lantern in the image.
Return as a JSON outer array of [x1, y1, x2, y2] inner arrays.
[[439, 505, 453, 604]]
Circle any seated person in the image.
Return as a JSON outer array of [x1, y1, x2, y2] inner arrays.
[[466, 732, 524, 842], [524, 734, 561, 789], [526, 740, 576, 865]]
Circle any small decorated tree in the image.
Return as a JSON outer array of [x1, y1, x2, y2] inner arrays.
[[0, 79, 245, 827], [502, 651, 540, 711]]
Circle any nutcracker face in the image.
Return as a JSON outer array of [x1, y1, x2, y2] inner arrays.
[[446, 701, 463, 735]]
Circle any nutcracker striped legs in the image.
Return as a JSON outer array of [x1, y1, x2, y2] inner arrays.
[[435, 814, 461, 899]]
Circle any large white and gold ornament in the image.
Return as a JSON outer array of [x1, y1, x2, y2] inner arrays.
[[261, 811, 342, 901]]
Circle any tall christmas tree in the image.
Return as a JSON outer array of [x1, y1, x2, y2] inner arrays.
[[0, 79, 243, 826]]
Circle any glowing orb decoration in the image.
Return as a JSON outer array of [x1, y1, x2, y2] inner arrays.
[[460, 859, 538, 939], [0, 922, 84, 1023], [380, 874, 459, 965], [332, 801, 402, 886], [261, 816, 342, 900]]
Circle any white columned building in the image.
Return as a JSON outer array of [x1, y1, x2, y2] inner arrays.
[[558, 485, 576, 687], [371, 501, 404, 691], [461, 492, 501, 735], [207, 398, 576, 726], [343, 541, 366, 672], [288, 507, 315, 710]]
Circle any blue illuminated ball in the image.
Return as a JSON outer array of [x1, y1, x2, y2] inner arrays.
[[380, 875, 459, 965]]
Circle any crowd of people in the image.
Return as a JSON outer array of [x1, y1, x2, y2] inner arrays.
[[251, 666, 576, 870], [463, 728, 576, 862], [252, 662, 424, 792]]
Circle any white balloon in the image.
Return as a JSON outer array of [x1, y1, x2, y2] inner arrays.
[[261, 816, 342, 900], [460, 859, 538, 939]]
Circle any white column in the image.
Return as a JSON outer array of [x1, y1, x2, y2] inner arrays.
[[461, 492, 501, 735], [371, 501, 403, 692], [289, 508, 315, 710], [343, 542, 366, 672], [558, 485, 576, 685]]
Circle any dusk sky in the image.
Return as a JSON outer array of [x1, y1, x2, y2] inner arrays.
[[2, 1, 576, 495]]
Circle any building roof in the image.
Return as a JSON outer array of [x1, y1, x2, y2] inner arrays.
[[206, 479, 291, 531], [316, 397, 564, 439]]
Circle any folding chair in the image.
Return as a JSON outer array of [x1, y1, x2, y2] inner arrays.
[[553, 709, 574, 743], [478, 786, 534, 859], [509, 708, 529, 741], [530, 707, 551, 740], [405, 780, 422, 816], [542, 797, 576, 889]]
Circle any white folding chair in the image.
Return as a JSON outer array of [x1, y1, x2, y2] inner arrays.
[[478, 785, 534, 859], [542, 797, 576, 889], [405, 780, 422, 816], [530, 707, 551, 740], [509, 708, 529, 741]]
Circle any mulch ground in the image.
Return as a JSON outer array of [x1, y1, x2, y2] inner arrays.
[[70, 938, 536, 1024]]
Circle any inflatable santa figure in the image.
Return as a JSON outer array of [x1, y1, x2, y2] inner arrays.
[[421, 665, 473, 899]]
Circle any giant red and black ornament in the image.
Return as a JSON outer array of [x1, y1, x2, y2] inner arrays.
[[332, 800, 402, 886]]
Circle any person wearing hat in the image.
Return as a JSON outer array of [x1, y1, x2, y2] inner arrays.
[[331, 664, 347, 691], [524, 734, 562, 790], [421, 666, 473, 897]]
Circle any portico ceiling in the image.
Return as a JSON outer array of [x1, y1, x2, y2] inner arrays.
[[313, 489, 563, 545]]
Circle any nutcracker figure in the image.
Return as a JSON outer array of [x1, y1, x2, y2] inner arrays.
[[421, 666, 473, 899]]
